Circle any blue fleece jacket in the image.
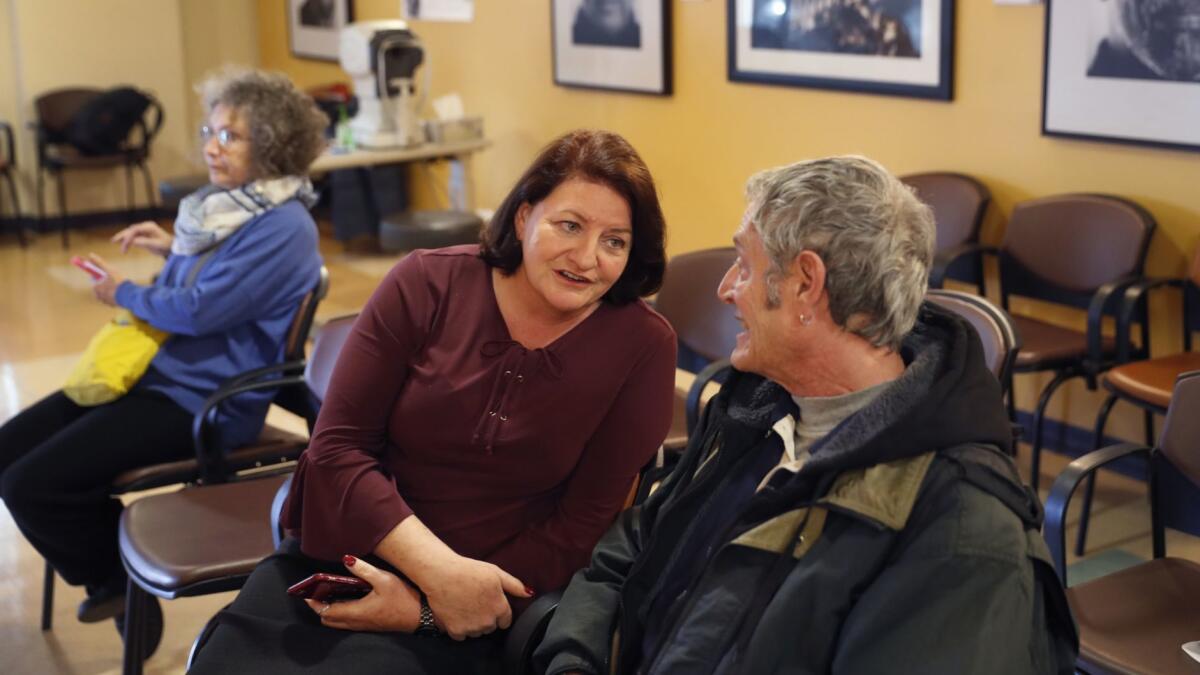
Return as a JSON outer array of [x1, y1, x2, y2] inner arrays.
[[114, 199, 322, 448]]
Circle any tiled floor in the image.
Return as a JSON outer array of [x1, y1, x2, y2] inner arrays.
[[0, 224, 1196, 673]]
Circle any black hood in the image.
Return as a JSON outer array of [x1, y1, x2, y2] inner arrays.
[[713, 301, 1013, 501]]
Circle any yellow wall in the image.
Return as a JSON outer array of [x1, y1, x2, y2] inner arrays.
[[1, 0, 259, 216], [256, 0, 1200, 442]]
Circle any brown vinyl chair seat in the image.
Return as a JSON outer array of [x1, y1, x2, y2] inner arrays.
[[120, 474, 287, 597], [1103, 352, 1200, 411], [1069, 557, 1200, 675], [111, 425, 307, 494], [1011, 315, 1115, 369]]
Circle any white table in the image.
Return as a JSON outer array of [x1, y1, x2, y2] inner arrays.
[[310, 138, 489, 210]]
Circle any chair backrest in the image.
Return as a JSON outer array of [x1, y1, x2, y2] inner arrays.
[[283, 266, 332, 362], [1158, 370, 1200, 489], [654, 247, 741, 363], [901, 172, 990, 254], [34, 87, 102, 138], [999, 194, 1155, 311], [926, 289, 1021, 393], [304, 314, 358, 404], [35, 86, 163, 153]]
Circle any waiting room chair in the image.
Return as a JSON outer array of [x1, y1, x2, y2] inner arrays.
[[32, 87, 163, 247], [926, 289, 1021, 398], [1073, 245, 1200, 557], [989, 194, 1155, 490], [1044, 370, 1200, 675], [900, 172, 991, 291], [652, 247, 741, 449], [117, 313, 358, 675], [0, 121, 25, 247], [39, 267, 329, 633], [500, 291, 1027, 675]]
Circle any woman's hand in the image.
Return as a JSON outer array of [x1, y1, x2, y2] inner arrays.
[[111, 221, 172, 258], [304, 555, 422, 632], [421, 554, 532, 641], [85, 254, 126, 306], [374, 514, 535, 642]]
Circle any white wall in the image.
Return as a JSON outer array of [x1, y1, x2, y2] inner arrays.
[[1, 0, 258, 218]]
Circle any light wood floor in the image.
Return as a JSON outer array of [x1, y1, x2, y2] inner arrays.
[[0, 224, 1196, 673]]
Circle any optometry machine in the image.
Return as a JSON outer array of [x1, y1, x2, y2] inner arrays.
[[339, 20, 428, 148]]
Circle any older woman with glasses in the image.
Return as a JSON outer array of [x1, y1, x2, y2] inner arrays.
[[0, 68, 325, 632]]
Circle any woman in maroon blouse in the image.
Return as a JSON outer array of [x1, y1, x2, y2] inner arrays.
[[189, 129, 676, 674]]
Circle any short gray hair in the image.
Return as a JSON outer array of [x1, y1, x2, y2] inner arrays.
[[745, 155, 934, 351], [197, 68, 328, 178]]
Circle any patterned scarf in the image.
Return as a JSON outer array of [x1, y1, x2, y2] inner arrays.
[[171, 176, 317, 255]]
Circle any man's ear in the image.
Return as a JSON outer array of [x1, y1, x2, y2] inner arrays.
[[515, 203, 531, 241], [790, 250, 827, 307]]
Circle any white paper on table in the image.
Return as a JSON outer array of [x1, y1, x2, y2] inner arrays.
[[402, 0, 473, 22], [1183, 641, 1200, 664], [432, 94, 465, 121]]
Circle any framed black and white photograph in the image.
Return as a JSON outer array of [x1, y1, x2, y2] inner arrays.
[[288, 0, 354, 61], [727, 0, 954, 100], [552, 0, 672, 95], [1043, 0, 1200, 152]]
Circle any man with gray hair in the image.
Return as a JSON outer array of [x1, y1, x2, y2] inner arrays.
[[534, 156, 1078, 674]]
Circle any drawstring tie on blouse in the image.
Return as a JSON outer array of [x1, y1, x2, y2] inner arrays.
[[471, 340, 564, 453]]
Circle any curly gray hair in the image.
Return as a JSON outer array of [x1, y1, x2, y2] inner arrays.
[[197, 68, 328, 178], [745, 156, 934, 351]]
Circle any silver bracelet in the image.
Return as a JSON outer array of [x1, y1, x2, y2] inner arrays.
[[417, 592, 437, 635]]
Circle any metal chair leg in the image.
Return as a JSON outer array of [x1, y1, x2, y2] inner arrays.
[[35, 168, 45, 230], [2, 171, 25, 247], [41, 560, 54, 631], [139, 162, 156, 209], [1030, 370, 1073, 491], [124, 163, 135, 225], [1075, 393, 1120, 556], [122, 581, 146, 675], [54, 171, 68, 248]]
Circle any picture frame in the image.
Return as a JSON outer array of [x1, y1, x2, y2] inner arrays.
[[1042, 0, 1200, 153], [727, 0, 954, 100], [288, 0, 355, 62], [551, 0, 672, 96]]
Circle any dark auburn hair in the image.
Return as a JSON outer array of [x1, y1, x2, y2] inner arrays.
[[479, 129, 666, 304]]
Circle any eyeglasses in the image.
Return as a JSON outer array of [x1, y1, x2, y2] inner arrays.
[[199, 125, 244, 149]]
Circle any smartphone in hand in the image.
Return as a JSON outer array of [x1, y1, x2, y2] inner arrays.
[[70, 256, 107, 282], [286, 573, 371, 602]]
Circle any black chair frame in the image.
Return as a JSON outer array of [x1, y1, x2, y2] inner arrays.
[[1072, 274, 1197, 556], [40, 268, 328, 633], [952, 224, 1151, 489], [0, 121, 25, 247]]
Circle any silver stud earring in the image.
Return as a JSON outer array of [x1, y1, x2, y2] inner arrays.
[[800, 313, 813, 327]]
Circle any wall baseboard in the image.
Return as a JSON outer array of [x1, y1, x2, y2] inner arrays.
[[0, 207, 171, 238]]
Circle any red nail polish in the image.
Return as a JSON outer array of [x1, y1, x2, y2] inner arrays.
[[343, 555, 357, 567], [524, 585, 536, 596]]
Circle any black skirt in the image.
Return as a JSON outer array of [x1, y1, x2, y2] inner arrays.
[[187, 538, 504, 674]]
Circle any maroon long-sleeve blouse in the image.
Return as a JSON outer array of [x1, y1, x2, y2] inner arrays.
[[282, 245, 676, 596]]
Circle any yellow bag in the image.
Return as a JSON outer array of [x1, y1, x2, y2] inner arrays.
[[63, 310, 169, 406]]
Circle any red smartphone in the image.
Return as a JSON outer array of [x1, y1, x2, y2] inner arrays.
[[70, 256, 107, 282], [286, 573, 371, 602]]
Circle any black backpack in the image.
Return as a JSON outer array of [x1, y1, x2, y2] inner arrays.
[[65, 87, 156, 156]]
